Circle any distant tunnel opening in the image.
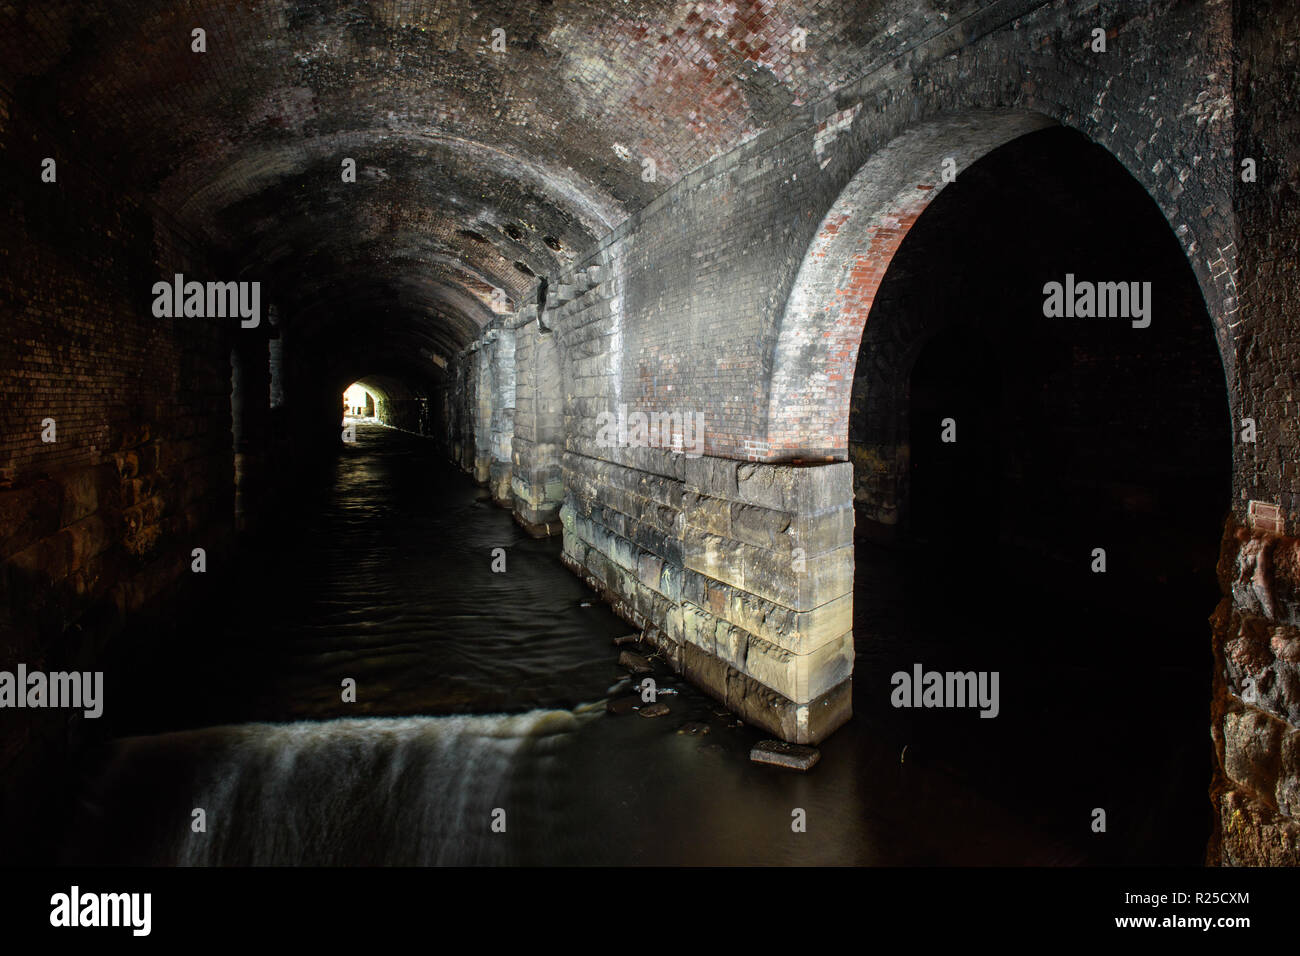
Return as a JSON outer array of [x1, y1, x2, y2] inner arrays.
[[335, 375, 442, 441], [343, 382, 377, 420]]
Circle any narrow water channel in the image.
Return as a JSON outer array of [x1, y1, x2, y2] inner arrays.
[[59, 423, 1205, 865]]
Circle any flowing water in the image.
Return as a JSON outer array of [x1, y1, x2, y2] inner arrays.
[[60, 423, 1209, 866]]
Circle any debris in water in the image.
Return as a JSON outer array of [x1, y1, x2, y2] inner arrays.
[[618, 650, 653, 674], [750, 740, 821, 772]]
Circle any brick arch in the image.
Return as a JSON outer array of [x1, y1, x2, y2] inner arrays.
[[763, 110, 1059, 461]]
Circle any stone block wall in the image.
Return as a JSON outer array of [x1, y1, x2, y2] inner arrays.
[[485, 329, 516, 506], [445, 357, 473, 474], [444, 326, 517, 501], [509, 309, 565, 534], [441, 0, 1296, 863], [375, 398, 429, 436], [560, 449, 854, 743]]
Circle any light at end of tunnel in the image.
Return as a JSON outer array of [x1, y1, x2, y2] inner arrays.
[[343, 383, 374, 416]]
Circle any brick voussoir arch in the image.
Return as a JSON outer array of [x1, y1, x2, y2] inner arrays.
[[763, 109, 1060, 462]]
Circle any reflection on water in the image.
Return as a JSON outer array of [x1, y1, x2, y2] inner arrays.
[[64, 424, 1204, 866]]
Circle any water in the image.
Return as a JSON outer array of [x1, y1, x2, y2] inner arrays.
[[61, 423, 1208, 865]]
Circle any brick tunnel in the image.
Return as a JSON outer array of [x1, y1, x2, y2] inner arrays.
[[1, 0, 1298, 874]]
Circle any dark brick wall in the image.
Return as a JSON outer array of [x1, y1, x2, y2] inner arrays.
[[0, 86, 236, 636], [0, 87, 236, 860], [1233, 0, 1300, 535]]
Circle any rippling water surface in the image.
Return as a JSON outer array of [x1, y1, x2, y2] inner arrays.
[[64, 424, 1208, 866]]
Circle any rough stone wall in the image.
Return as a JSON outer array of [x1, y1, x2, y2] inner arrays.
[[509, 311, 565, 534], [0, 88, 235, 858], [446, 356, 474, 475], [1206, 0, 1300, 867], [377, 398, 431, 436], [444, 323, 515, 498], [1212, 521, 1300, 866], [473, 343, 494, 486], [486, 328, 516, 505]]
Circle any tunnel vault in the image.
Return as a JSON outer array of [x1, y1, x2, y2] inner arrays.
[[2, 0, 1297, 866]]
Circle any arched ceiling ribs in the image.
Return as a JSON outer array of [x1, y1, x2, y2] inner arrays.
[[0, 0, 997, 383], [167, 131, 624, 240]]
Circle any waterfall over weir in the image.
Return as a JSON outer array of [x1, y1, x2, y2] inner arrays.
[[67, 710, 583, 866]]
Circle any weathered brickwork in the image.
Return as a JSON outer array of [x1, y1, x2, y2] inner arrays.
[[0, 87, 235, 636], [1203, 0, 1300, 868], [845, 123, 1231, 553], [444, 0, 1296, 863], [1, 0, 1292, 867], [500, 1, 1238, 464], [768, 111, 1057, 460], [0, 88, 236, 857]]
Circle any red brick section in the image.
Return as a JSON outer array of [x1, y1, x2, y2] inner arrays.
[[769, 204, 925, 463], [766, 185, 943, 461], [761, 107, 1069, 464]]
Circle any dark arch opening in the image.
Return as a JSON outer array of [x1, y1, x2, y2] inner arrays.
[[908, 325, 1002, 553], [849, 125, 1232, 863]]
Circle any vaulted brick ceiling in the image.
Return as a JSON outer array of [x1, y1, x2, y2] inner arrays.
[[1, 0, 972, 358]]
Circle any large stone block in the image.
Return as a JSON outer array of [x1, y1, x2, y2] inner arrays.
[[683, 526, 852, 611], [724, 625, 853, 704], [685, 457, 853, 514], [728, 499, 854, 556], [682, 491, 731, 536], [1223, 704, 1283, 802], [1217, 786, 1300, 866], [682, 568, 852, 654], [685, 598, 852, 703], [1278, 728, 1300, 819], [1220, 606, 1300, 727]]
